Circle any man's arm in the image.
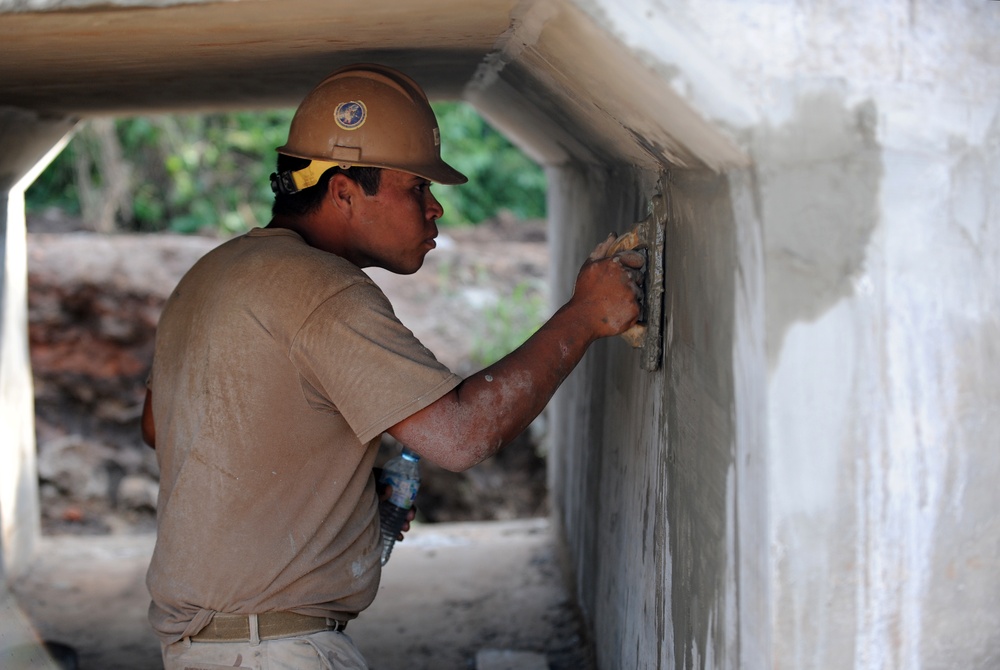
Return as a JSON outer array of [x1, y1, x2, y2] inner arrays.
[[388, 238, 644, 472], [142, 388, 156, 449]]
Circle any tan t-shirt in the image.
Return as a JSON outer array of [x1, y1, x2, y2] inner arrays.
[[146, 227, 461, 644]]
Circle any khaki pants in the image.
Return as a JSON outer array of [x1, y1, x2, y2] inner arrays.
[[161, 631, 368, 670]]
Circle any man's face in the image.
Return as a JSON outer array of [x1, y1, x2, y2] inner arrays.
[[351, 169, 444, 275]]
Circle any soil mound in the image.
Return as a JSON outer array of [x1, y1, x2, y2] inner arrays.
[[26, 214, 551, 534]]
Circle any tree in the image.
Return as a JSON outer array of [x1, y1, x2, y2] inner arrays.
[[27, 103, 546, 234]]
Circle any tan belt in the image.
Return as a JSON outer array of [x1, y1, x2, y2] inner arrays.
[[191, 612, 347, 642]]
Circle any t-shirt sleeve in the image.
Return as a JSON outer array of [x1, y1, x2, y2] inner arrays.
[[289, 280, 462, 443]]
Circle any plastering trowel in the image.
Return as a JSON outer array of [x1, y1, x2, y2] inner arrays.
[[604, 187, 666, 371]]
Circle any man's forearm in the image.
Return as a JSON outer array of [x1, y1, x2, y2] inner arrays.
[[388, 246, 642, 471], [387, 300, 597, 471]]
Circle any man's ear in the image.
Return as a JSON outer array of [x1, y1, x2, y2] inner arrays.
[[327, 172, 360, 213]]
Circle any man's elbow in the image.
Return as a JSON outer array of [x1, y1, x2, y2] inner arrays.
[[433, 437, 504, 473]]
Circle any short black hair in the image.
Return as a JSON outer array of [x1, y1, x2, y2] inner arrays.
[[271, 154, 382, 217]]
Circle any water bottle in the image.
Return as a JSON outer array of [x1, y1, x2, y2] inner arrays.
[[378, 447, 421, 565]]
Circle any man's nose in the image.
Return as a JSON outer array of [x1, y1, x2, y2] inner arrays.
[[425, 190, 444, 220]]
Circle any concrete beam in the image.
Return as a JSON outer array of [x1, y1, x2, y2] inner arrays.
[[0, 0, 513, 115], [466, 0, 749, 172]]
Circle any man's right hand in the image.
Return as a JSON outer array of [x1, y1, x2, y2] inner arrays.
[[566, 234, 646, 340]]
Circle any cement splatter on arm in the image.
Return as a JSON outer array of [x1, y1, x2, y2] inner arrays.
[[388, 237, 644, 472]]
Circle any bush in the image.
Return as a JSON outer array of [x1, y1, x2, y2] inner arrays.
[[26, 103, 546, 235]]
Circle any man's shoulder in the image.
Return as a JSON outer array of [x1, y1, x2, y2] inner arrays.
[[173, 228, 375, 307], [227, 228, 369, 285]]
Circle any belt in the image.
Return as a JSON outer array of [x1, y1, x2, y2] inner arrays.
[[191, 612, 348, 642]]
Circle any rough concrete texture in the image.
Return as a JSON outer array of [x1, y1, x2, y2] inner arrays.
[[468, 0, 747, 172]]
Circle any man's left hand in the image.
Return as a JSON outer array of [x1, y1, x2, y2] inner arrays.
[[374, 469, 417, 540]]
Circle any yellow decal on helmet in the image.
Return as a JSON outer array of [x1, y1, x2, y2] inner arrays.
[[334, 100, 367, 130]]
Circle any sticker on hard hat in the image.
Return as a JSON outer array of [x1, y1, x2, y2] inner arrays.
[[334, 101, 367, 130]]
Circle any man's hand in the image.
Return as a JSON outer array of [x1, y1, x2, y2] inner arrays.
[[567, 234, 645, 340], [375, 471, 416, 541]]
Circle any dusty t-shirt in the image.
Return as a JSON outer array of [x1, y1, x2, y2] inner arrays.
[[146, 227, 461, 644]]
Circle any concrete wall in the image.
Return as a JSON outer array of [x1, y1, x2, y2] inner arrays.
[[759, 81, 1000, 670], [547, 164, 665, 668], [548, 162, 768, 669], [547, 1, 1000, 668], [0, 108, 75, 579]]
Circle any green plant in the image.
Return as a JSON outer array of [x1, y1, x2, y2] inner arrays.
[[431, 101, 547, 227], [26, 103, 545, 235], [470, 281, 548, 368]]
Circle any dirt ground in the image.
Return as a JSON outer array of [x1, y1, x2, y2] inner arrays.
[[26, 212, 553, 535], [6, 520, 594, 670], [5, 214, 596, 669]]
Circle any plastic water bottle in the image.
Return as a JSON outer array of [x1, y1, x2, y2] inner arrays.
[[378, 447, 421, 565]]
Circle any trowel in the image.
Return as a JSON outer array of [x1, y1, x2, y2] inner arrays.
[[603, 189, 666, 371]]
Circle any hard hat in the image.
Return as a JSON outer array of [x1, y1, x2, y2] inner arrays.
[[275, 63, 467, 193]]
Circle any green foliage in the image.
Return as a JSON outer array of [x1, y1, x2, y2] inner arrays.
[[26, 102, 545, 235], [470, 282, 548, 368], [25, 138, 82, 216], [431, 102, 547, 227]]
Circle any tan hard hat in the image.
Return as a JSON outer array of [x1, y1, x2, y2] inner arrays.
[[276, 64, 467, 190]]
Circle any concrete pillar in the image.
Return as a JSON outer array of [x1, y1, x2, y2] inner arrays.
[[0, 107, 76, 580], [758, 83, 1000, 670], [547, 1, 1000, 667]]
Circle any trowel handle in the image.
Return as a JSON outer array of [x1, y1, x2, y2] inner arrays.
[[607, 229, 642, 256]]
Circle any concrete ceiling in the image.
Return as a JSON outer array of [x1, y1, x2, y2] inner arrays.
[[0, 0, 514, 115], [0, 0, 747, 171]]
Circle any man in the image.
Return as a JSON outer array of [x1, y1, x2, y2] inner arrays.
[[142, 63, 643, 669]]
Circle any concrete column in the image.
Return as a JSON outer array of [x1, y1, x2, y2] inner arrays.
[[757, 84, 1000, 670], [0, 107, 76, 580]]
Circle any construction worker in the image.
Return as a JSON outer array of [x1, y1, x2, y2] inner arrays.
[[141, 63, 644, 669]]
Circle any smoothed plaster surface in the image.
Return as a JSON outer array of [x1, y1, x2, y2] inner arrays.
[[761, 13, 1000, 666], [663, 169, 738, 669], [548, 164, 755, 669], [755, 89, 881, 368]]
